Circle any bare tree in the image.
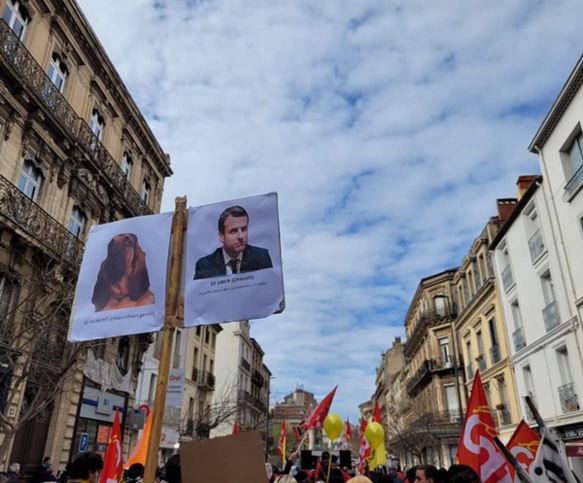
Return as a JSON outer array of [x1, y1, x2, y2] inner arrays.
[[0, 260, 86, 462]]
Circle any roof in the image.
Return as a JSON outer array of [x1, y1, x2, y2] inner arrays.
[[529, 54, 583, 152]]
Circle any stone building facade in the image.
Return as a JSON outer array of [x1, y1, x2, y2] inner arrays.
[[0, 0, 171, 475]]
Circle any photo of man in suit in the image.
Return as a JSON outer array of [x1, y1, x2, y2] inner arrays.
[[194, 205, 273, 280]]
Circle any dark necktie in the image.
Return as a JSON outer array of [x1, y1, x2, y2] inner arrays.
[[229, 259, 238, 274]]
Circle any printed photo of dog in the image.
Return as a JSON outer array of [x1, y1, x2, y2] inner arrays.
[[91, 233, 155, 312]]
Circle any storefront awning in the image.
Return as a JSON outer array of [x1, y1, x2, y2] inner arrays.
[[565, 440, 583, 458]]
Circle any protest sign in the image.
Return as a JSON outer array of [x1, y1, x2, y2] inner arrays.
[[166, 369, 186, 407]]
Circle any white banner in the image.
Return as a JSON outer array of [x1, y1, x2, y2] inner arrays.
[[166, 368, 186, 407], [68, 213, 173, 342], [184, 192, 285, 326]]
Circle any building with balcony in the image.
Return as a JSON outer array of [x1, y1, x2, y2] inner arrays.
[[527, 53, 583, 479], [454, 214, 519, 442], [491, 175, 583, 480], [211, 321, 270, 440], [0, 0, 171, 475], [401, 268, 464, 467]]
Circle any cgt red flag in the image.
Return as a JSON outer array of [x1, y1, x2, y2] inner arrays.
[[372, 401, 382, 424], [100, 408, 123, 483], [277, 419, 287, 459], [507, 420, 540, 476], [303, 386, 337, 429], [232, 420, 239, 435], [357, 417, 371, 474], [457, 371, 512, 483]]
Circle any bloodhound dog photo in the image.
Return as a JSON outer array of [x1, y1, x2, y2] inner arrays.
[[91, 233, 155, 312]]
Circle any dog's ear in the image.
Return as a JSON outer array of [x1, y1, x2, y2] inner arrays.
[[92, 260, 111, 311], [128, 235, 151, 301]]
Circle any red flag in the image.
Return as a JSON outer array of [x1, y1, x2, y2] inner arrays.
[[345, 418, 352, 442], [277, 419, 287, 459], [357, 417, 371, 474], [506, 420, 540, 476], [100, 409, 123, 483], [457, 371, 512, 483], [303, 386, 337, 429], [232, 420, 239, 435], [372, 401, 382, 424]]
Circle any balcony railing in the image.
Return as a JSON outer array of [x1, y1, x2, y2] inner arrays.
[[528, 229, 545, 261], [240, 357, 251, 371], [542, 301, 560, 332], [558, 382, 580, 413], [0, 173, 84, 266], [513, 327, 526, 352], [502, 265, 514, 291], [490, 344, 501, 365], [476, 355, 487, 373], [238, 389, 254, 405], [405, 304, 458, 356], [0, 20, 152, 218], [563, 162, 583, 202], [252, 369, 265, 388], [410, 410, 462, 429], [198, 370, 215, 390]]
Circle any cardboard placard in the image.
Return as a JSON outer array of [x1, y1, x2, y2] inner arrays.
[[180, 431, 268, 483]]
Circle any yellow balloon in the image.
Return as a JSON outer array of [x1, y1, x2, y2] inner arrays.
[[323, 413, 344, 440], [365, 422, 384, 449]]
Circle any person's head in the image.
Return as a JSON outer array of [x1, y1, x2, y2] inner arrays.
[[275, 475, 298, 483], [8, 463, 19, 473], [69, 452, 103, 483], [406, 466, 418, 483], [347, 476, 373, 483], [416, 466, 445, 483], [127, 463, 144, 481], [218, 206, 249, 258], [321, 451, 330, 465], [446, 465, 481, 483], [43, 457, 51, 466], [164, 453, 181, 483]]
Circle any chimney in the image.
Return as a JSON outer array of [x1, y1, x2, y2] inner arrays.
[[497, 199, 517, 223], [516, 175, 538, 200], [394, 337, 401, 345]]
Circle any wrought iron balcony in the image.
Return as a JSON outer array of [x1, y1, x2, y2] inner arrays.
[[404, 303, 458, 357], [238, 389, 254, 405], [563, 162, 583, 202], [240, 357, 251, 371], [191, 366, 199, 382], [466, 362, 474, 380], [502, 265, 514, 292], [410, 409, 463, 429], [252, 369, 265, 388], [185, 419, 195, 435], [476, 354, 487, 373], [490, 344, 501, 365], [198, 370, 215, 390], [528, 229, 545, 261], [406, 360, 431, 395], [0, 173, 84, 267], [513, 327, 526, 352], [558, 382, 580, 413], [0, 20, 152, 218], [542, 301, 560, 332]]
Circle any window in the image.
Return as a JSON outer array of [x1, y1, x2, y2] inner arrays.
[[463, 276, 471, 304], [438, 337, 451, 366], [0, 274, 17, 341], [476, 331, 486, 371], [17, 160, 42, 201], [47, 53, 67, 92], [434, 295, 446, 316], [141, 180, 151, 204], [511, 301, 525, 351], [478, 254, 487, 282], [525, 204, 544, 261], [523, 365, 536, 416], [68, 206, 86, 238], [88, 109, 105, 139], [203, 354, 207, 372], [121, 152, 133, 180], [488, 317, 500, 364], [204, 329, 210, 345], [556, 347, 580, 412], [196, 325, 201, 337], [2, 0, 29, 40], [500, 242, 514, 291], [193, 347, 199, 369], [148, 374, 157, 403], [116, 337, 130, 375], [209, 359, 214, 374], [465, 339, 473, 379], [211, 332, 216, 350], [557, 347, 573, 385], [541, 271, 559, 331], [567, 133, 583, 178], [173, 330, 181, 368], [444, 384, 459, 421], [497, 376, 512, 425]]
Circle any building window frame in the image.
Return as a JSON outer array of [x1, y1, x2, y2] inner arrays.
[[2, 0, 29, 40], [47, 52, 68, 93], [141, 180, 151, 204], [121, 152, 133, 180], [88, 108, 105, 140], [17, 159, 43, 201], [68, 205, 87, 239]]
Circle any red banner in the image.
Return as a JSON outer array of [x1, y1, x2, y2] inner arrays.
[[345, 418, 352, 442], [277, 419, 287, 458], [99, 409, 123, 483], [303, 386, 337, 429], [457, 371, 512, 483], [507, 420, 540, 475], [357, 417, 371, 474]]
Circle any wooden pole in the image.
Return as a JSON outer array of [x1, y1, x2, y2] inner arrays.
[[143, 196, 187, 483]]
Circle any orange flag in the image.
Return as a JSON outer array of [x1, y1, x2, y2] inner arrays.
[[232, 420, 239, 435], [506, 420, 540, 476], [126, 410, 152, 467], [303, 386, 337, 429], [457, 371, 513, 483], [100, 409, 123, 483]]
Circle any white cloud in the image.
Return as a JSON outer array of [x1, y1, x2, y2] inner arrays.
[[77, 0, 583, 420]]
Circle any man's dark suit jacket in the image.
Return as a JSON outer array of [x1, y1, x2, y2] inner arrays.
[[194, 244, 273, 280]]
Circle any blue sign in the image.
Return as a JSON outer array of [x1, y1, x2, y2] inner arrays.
[[79, 433, 89, 452]]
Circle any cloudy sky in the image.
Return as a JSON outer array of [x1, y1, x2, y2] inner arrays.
[[78, 0, 583, 420]]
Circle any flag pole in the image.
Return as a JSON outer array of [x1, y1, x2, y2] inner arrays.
[[525, 395, 546, 430], [493, 437, 534, 483], [143, 196, 187, 483]]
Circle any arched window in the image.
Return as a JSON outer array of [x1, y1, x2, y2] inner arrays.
[[121, 152, 133, 180], [68, 205, 86, 238], [2, 0, 29, 40], [141, 180, 151, 204], [47, 53, 68, 92], [88, 109, 105, 140], [17, 160, 43, 201], [116, 337, 130, 375]]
